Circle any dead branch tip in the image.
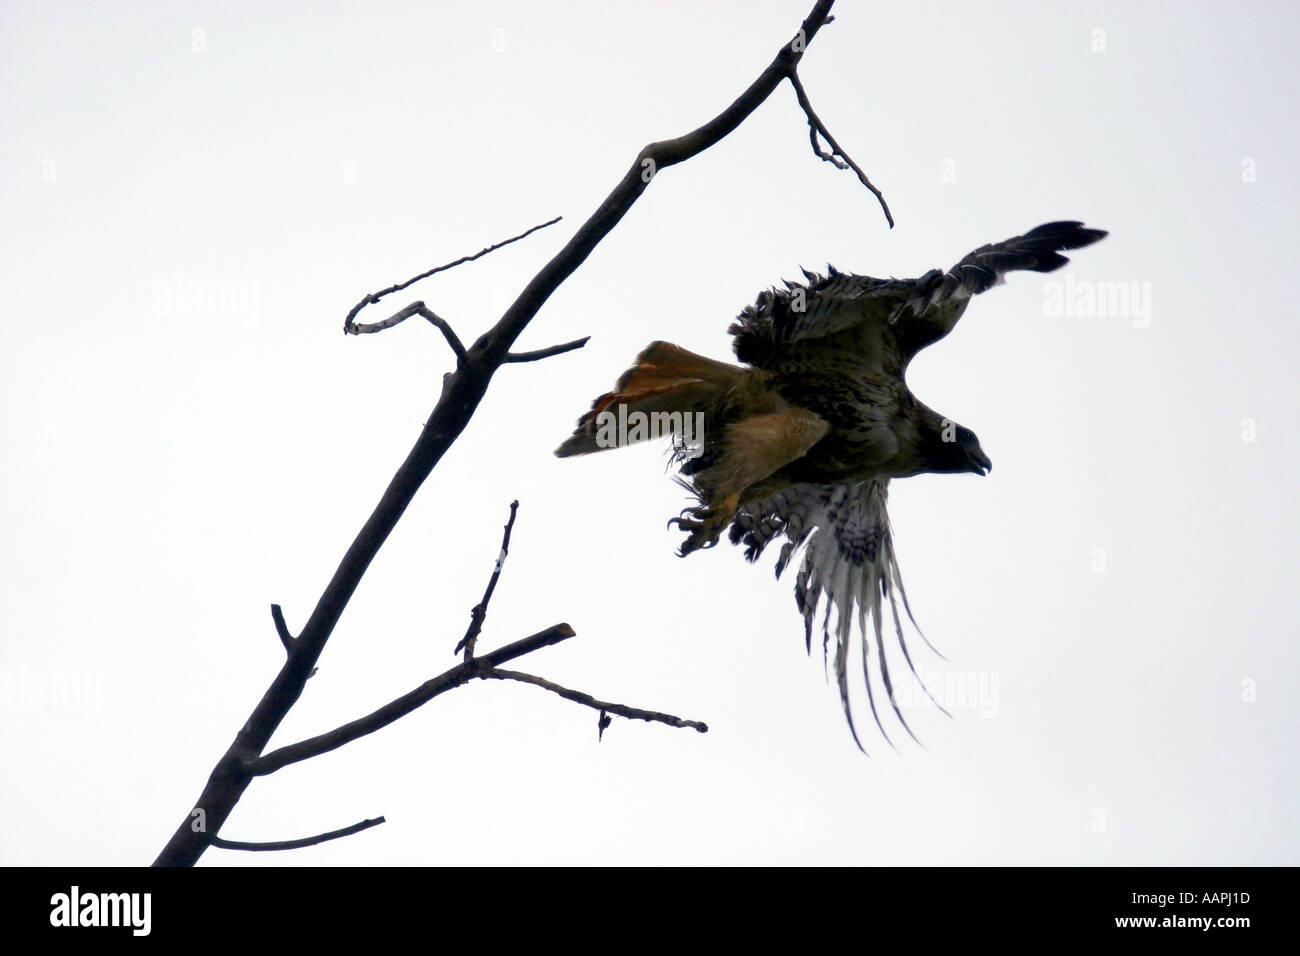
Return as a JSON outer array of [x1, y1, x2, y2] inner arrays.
[[788, 67, 893, 228], [344, 216, 563, 333], [211, 816, 386, 852], [454, 500, 522, 657], [270, 603, 294, 653]]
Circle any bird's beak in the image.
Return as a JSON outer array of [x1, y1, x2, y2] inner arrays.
[[970, 449, 993, 476]]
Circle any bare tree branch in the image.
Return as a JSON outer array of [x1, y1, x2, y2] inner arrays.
[[154, 0, 878, 867], [348, 301, 587, 368], [472, 0, 845, 363], [455, 500, 519, 658], [211, 816, 386, 852], [343, 300, 470, 363], [502, 336, 591, 364], [789, 68, 894, 228], [421, 307, 469, 363], [245, 624, 577, 777], [343, 216, 562, 334], [483, 667, 709, 735]]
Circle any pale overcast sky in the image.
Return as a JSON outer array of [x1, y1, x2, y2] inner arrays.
[[3, 1, 1296, 865]]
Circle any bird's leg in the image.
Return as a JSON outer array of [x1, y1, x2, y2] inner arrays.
[[671, 407, 829, 556], [669, 491, 742, 556]]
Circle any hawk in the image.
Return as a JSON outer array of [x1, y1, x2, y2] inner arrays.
[[557, 221, 1107, 750]]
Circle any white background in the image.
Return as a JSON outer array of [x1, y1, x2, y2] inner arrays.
[[2, 0, 1295, 865]]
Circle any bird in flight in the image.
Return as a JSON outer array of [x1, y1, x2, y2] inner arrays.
[[556, 221, 1107, 750]]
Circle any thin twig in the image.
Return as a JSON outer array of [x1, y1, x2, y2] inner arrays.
[[346, 300, 471, 367], [455, 501, 519, 658], [501, 336, 591, 364], [270, 604, 293, 653], [211, 816, 385, 852], [788, 68, 893, 227], [344, 301, 424, 336], [483, 667, 709, 735], [343, 216, 563, 333]]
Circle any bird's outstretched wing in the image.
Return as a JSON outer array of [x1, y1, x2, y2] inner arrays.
[[728, 480, 947, 752], [889, 220, 1109, 363], [730, 221, 1108, 373]]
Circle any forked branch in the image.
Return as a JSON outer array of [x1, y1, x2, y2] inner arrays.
[[343, 216, 563, 335], [155, 0, 882, 867]]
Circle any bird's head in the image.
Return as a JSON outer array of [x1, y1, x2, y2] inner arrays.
[[922, 418, 993, 477]]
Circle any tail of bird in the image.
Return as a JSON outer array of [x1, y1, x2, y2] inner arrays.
[[555, 341, 744, 457]]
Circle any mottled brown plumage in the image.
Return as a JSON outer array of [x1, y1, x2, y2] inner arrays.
[[557, 221, 1107, 749]]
